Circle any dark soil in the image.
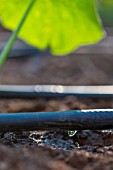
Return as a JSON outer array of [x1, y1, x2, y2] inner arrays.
[[1, 97, 113, 170], [0, 27, 113, 169]]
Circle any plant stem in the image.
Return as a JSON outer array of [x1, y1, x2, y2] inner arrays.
[[0, 109, 113, 131], [0, 0, 36, 67]]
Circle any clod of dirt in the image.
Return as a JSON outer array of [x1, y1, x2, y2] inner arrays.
[[0, 144, 113, 170], [74, 130, 113, 146]]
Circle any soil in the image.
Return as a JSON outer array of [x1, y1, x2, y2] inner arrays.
[[0, 27, 113, 169]]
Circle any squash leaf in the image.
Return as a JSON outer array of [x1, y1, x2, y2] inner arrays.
[[0, 0, 104, 55]]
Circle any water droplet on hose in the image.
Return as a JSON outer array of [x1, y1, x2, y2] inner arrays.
[[68, 130, 77, 137]]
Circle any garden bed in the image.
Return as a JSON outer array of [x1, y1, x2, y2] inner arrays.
[[1, 97, 113, 170], [0, 27, 113, 169]]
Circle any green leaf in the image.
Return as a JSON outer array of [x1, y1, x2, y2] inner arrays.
[[0, 0, 104, 55], [0, 0, 35, 66]]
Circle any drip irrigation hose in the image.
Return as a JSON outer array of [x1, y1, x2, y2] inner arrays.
[[0, 85, 113, 132], [0, 109, 113, 132], [0, 85, 113, 97]]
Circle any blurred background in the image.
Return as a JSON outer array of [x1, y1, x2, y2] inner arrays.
[[0, 0, 113, 86]]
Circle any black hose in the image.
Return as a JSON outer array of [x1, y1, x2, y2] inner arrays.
[[0, 85, 113, 97], [0, 85, 113, 132], [0, 109, 113, 132]]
